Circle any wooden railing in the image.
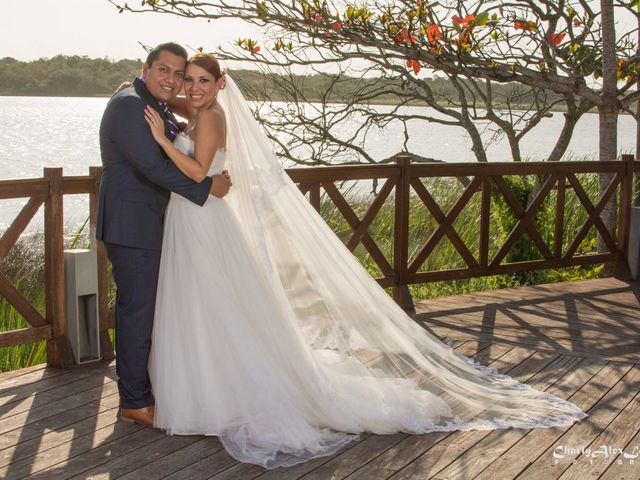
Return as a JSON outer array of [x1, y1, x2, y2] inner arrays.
[[0, 156, 638, 366], [290, 154, 638, 308], [0, 167, 111, 367]]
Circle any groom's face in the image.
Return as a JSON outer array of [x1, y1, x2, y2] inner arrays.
[[142, 50, 186, 103]]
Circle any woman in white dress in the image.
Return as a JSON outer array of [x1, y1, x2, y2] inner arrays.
[[144, 53, 585, 469]]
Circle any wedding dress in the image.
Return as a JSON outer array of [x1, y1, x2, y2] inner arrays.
[[149, 78, 585, 469]]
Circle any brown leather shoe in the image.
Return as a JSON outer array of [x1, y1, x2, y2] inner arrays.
[[120, 405, 155, 427]]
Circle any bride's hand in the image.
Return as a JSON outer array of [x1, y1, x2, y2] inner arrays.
[[144, 106, 168, 145], [112, 81, 132, 97]]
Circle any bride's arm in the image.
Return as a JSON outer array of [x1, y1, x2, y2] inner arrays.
[[144, 106, 222, 182]]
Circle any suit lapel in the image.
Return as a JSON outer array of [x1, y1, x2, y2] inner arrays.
[[133, 78, 161, 111], [133, 77, 173, 140]]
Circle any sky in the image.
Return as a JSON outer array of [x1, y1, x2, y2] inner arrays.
[[2, 0, 638, 64], [1, 0, 256, 61]]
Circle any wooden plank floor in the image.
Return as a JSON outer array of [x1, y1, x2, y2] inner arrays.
[[1, 277, 639, 479]]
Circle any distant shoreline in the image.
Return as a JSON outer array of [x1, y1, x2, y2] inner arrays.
[[0, 93, 597, 113], [0, 93, 110, 98], [0, 55, 575, 112]]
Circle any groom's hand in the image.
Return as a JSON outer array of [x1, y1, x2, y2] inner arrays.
[[210, 172, 232, 198]]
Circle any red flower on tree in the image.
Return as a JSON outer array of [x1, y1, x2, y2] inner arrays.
[[406, 59, 421, 74], [426, 24, 443, 44], [395, 28, 417, 44], [514, 20, 537, 32], [452, 14, 475, 28], [547, 33, 565, 46]]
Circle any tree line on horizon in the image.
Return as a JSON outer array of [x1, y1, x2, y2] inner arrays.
[[0, 55, 544, 106]]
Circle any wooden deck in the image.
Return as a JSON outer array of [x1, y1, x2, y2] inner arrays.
[[1, 277, 639, 480]]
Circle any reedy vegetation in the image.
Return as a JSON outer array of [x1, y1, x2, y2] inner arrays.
[[1, 171, 603, 371]]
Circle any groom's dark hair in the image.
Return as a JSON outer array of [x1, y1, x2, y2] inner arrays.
[[146, 42, 188, 66]]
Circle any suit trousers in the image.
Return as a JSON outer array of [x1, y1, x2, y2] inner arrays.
[[105, 242, 161, 409]]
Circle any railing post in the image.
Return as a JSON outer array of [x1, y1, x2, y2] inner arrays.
[[393, 156, 414, 312], [634, 167, 640, 207], [479, 175, 491, 267], [554, 175, 566, 259], [89, 166, 114, 361], [310, 183, 321, 212], [616, 154, 634, 278], [43, 167, 74, 367]]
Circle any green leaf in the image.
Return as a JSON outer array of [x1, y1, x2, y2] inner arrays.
[[346, 5, 355, 19], [256, 2, 268, 17], [472, 11, 489, 27]]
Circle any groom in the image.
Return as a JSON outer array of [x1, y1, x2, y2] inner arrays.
[[96, 42, 231, 427]]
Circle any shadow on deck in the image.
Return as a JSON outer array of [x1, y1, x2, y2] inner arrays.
[[1, 278, 639, 479]]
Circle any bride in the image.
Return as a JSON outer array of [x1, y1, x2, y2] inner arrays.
[[144, 52, 585, 469]]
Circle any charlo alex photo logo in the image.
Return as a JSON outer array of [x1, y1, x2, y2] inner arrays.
[[553, 444, 640, 465]]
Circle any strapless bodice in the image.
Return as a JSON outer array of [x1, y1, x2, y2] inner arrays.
[[173, 132, 227, 176]]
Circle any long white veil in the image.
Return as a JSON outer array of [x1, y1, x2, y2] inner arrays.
[[216, 76, 585, 464]]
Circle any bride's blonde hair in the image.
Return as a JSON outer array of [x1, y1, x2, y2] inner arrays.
[[188, 52, 224, 82]]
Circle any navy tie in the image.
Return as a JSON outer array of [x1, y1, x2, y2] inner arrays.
[[159, 102, 180, 141]]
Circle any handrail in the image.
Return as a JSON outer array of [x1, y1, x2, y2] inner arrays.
[[0, 155, 637, 366]]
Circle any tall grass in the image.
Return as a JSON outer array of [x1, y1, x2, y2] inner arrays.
[[0, 221, 91, 372], [322, 172, 604, 299], [1, 172, 604, 372]]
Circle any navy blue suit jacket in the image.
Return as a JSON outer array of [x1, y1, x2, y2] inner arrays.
[[96, 78, 212, 251]]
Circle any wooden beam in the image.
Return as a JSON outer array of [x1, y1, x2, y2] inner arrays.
[[409, 160, 625, 178], [89, 166, 115, 361], [410, 253, 614, 283], [393, 156, 414, 311], [616, 155, 634, 277], [0, 326, 52, 348], [0, 195, 44, 263], [0, 179, 48, 200], [286, 164, 398, 183], [0, 272, 47, 327], [408, 177, 482, 274], [346, 177, 395, 251], [43, 167, 74, 368], [564, 173, 620, 258], [554, 176, 566, 258], [490, 174, 557, 267], [61, 176, 96, 195], [479, 176, 492, 267], [323, 182, 394, 277], [309, 184, 321, 212], [410, 178, 479, 269]]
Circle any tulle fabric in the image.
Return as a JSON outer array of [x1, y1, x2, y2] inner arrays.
[[149, 79, 585, 469]]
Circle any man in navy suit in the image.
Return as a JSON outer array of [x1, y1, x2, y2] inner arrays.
[[96, 42, 231, 427]]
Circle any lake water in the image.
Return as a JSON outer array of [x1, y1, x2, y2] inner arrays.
[[0, 96, 637, 232]]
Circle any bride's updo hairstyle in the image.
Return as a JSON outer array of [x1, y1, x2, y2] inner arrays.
[[188, 52, 224, 83]]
